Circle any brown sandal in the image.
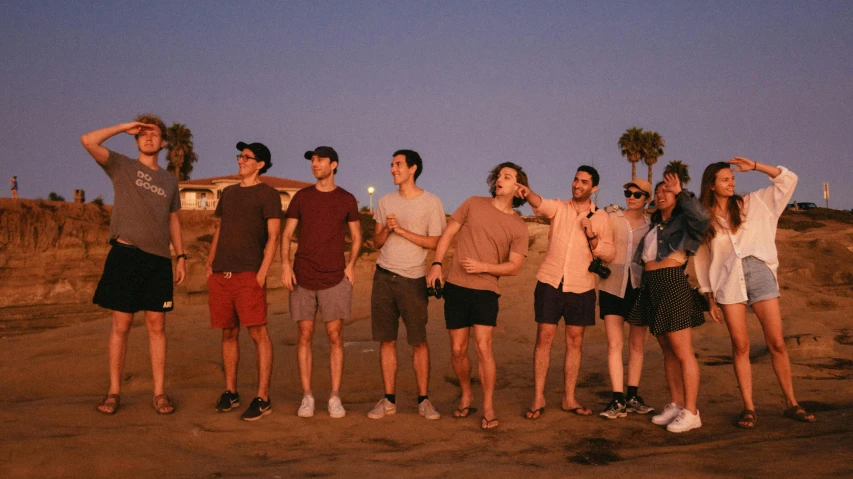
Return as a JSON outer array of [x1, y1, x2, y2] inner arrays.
[[783, 405, 815, 423], [97, 394, 120, 415], [153, 394, 175, 415], [737, 409, 757, 429]]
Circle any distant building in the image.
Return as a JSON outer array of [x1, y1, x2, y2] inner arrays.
[[178, 175, 314, 211], [74, 189, 85, 203]]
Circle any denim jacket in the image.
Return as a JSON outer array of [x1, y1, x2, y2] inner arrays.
[[633, 190, 710, 265]]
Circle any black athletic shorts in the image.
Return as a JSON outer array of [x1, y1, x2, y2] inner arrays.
[[443, 282, 499, 329], [93, 240, 174, 313]]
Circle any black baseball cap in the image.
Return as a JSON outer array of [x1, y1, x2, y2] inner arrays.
[[236, 142, 272, 174], [303, 146, 338, 163]]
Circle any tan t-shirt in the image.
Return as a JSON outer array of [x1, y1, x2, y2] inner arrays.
[[446, 196, 529, 295]]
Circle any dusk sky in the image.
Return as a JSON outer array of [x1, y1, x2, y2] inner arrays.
[[3, 1, 852, 212]]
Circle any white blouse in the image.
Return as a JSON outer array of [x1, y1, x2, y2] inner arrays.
[[694, 167, 797, 305], [598, 210, 649, 298]]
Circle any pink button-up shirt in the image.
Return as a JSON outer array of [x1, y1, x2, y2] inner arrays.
[[534, 198, 615, 293]]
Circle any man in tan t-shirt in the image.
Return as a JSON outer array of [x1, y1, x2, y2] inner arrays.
[[427, 162, 530, 430]]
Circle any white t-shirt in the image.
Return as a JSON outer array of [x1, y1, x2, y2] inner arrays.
[[374, 190, 446, 278]]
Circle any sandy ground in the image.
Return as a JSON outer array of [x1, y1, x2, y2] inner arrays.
[[2, 223, 852, 478]]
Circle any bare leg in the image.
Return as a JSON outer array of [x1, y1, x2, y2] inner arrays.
[[297, 320, 315, 394], [379, 341, 397, 395], [221, 327, 240, 393], [752, 299, 802, 409], [721, 303, 754, 411], [473, 325, 497, 422], [326, 319, 344, 393], [529, 323, 556, 415], [563, 325, 590, 413], [666, 328, 700, 414], [657, 334, 683, 406], [247, 325, 272, 401], [106, 311, 134, 396], [603, 315, 625, 393], [626, 324, 647, 389], [144, 311, 167, 397], [412, 343, 430, 396], [448, 328, 473, 414]]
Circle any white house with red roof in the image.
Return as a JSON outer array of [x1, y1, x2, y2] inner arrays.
[[178, 175, 314, 211]]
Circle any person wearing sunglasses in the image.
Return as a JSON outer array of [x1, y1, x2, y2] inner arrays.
[[695, 158, 814, 428], [597, 179, 653, 420]]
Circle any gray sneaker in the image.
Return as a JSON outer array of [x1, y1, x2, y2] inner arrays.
[[367, 398, 397, 419], [626, 395, 655, 415], [599, 399, 627, 419], [418, 399, 441, 420]]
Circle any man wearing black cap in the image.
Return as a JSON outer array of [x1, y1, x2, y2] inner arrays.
[[281, 146, 361, 419], [206, 142, 281, 421]]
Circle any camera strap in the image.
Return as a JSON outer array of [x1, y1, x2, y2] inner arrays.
[[585, 209, 598, 259]]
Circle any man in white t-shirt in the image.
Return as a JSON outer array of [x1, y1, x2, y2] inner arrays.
[[367, 150, 446, 420]]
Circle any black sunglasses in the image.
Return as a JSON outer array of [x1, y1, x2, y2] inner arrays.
[[624, 190, 647, 199]]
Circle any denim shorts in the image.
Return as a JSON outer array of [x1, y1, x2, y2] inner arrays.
[[743, 256, 780, 306]]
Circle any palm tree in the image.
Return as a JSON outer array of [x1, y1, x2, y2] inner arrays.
[[166, 123, 198, 181], [642, 131, 665, 183], [618, 126, 645, 179], [664, 160, 691, 185]]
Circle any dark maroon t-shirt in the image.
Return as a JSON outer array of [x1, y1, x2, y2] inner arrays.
[[285, 185, 359, 290], [212, 183, 282, 273]]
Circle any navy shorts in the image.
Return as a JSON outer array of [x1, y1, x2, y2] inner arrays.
[[534, 281, 595, 326], [93, 240, 174, 313]]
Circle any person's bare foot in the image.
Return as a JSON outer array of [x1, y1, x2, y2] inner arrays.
[[453, 395, 475, 418], [97, 394, 120, 415], [561, 400, 592, 416], [526, 398, 546, 419]]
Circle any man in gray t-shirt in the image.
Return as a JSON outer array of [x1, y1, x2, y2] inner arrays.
[[81, 115, 186, 416], [367, 150, 446, 421]]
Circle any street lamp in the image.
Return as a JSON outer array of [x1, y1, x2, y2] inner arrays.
[[367, 186, 375, 213]]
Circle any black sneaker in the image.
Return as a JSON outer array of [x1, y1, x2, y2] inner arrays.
[[626, 395, 655, 414], [599, 399, 627, 419], [215, 391, 240, 412], [241, 397, 272, 421]]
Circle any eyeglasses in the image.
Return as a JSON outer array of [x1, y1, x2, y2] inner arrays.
[[236, 154, 258, 162], [624, 190, 647, 199]]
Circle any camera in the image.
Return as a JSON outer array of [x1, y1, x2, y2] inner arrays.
[[588, 258, 611, 279], [427, 280, 443, 299]]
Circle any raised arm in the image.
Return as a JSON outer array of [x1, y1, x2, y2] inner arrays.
[[279, 217, 299, 290], [80, 122, 155, 166], [730, 158, 797, 218], [344, 220, 362, 284], [256, 217, 282, 287], [169, 212, 186, 285], [426, 218, 463, 288]]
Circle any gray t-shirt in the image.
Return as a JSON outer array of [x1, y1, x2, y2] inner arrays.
[[374, 190, 446, 278], [102, 150, 180, 258]]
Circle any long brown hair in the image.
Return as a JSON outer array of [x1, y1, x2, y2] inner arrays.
[[699, 162, 744, 242]]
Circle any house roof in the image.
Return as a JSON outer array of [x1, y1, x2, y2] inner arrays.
[[179, 175, 313, 190]]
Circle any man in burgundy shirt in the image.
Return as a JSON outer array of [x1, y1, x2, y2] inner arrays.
[[281, 146, 362, 419]]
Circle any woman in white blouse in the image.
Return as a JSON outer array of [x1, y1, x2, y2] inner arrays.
[[695, 157, 815, 428], [597, 179, 652, 419]]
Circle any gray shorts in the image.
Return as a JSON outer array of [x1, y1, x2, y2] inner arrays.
[[289, 278, 353, 322], [743, 256, 780, 306], [370, 266, 429, 346]]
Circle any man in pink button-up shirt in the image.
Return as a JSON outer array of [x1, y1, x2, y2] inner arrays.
[[516, 166, 614, 418]]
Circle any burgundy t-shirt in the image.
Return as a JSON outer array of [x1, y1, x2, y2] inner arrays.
[[285, 185, 359, 290]]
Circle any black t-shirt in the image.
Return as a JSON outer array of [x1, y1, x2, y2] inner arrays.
[[212, 183, 282, 272]]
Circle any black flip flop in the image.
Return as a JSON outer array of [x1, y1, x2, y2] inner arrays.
[[453, 406, 478, 418]]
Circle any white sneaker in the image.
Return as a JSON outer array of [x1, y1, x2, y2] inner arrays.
[[651, 402, 682, 425], [666, 409, 702, 433], [297, 395, 315, 418], [328, 396, 346, 419], [367, 398, 397, 419], [418, 399, 441, 420]]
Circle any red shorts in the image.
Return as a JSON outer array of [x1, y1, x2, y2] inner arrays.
[[208, 272, 268, 328]]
